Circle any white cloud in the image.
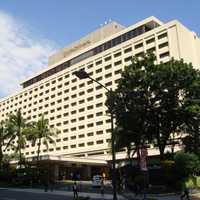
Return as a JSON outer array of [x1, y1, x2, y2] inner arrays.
[[0, 11, 57, 97]]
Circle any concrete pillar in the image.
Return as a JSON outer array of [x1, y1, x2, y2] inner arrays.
[[54, 164, 59, 180], [85, 165, 92, 180]]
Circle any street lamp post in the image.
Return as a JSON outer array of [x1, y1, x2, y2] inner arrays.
[[73, 69, 117, 200]]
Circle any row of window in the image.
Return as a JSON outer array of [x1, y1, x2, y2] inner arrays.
[[22, 24, 159, 88], [0, 38, 168, 110]]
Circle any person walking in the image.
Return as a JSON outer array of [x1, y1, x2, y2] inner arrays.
[[73, 181, 78, 200], [100, 179, 104, 199]]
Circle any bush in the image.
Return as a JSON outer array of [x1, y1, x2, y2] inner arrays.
[[174, 151, 200, 179]]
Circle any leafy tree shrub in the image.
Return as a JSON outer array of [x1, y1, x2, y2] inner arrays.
[[174, 151, 200, 180]]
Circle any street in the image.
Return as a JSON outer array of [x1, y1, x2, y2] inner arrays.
[[0, 188, 73, 200]]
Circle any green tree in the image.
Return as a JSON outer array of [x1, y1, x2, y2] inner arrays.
[[182, 72, 200, 156], [6, 109, 29, 167], [175, 151, 200, 179], [106, 54, 199, 160], [0, 120, 7, 169], [27, 115, 56, 163]]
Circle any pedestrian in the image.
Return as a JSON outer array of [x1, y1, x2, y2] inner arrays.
[[180, 181, 190, 200], [100, 179, 104, 199], [73, 181, 78, 200]]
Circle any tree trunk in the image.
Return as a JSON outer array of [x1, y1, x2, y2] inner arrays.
[[0, 144, 3, 169], [37, 138, 41, 163]]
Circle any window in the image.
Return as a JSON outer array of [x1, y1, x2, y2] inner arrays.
[[63, 146, 68, 149], [159, 42, 168, 49], [96, 68, 102, 73], [135, 43, 143, 49], [79, 143, 85, 147], [87, 114, 93, 119], [71, 110, 77, 115], [64, 81, 69, 86], [71, 144, 76, 148], [96, 94, 103, 99], [71, 78, 77, 83], [79, 125, 85, 130], [146, 38, 155, 44], [114, 52, 121, 58], [96, 112, 103, 116], [58, 77, 63, 81], [97, 140, 103, 144], [79, 108, 85, 112], [87, 123, 94, 128], [71, 127, 77, 131], [135, 52, 144, 57], [63, 137, 68, 141], [71, 94, 77, 98], [63, 129, 69, 133], [105, 73, 112, 78], [79, 83, 85, 88], [114, 61, 122, 66], [104, 56, 111, 61], [65, 74, 69, 79], [79, 91, 85, 96], [96, 121, 103, 126], [158, 32, 167, 40], [87, 105, 93, 110], [87, 88, 93, 93], [124, 56, 132, 62], [160, 51, 169, 59], [79, 134, 85, 138], [147, 47, 156, 53], [71, 118, 76, 123], [96, 130, 103, 135], [57, 84, 62, 89], [72, 86, 77, 91], [96, 103, 103, 107], [96, 60, 102, 65], [124, 47, 132, 53], [115, 69, 122, 75], [87, 141, 94, 146], [79, 116, 85, 121], [87, 132, 94, 137], [71, 102, 77, 106], [87, 64, 93, 69], [64, 89, 69, 93], [63, 120, 69, 125], [105, 64, 112, 70], [71, 136, 76, 140], [79, 99, 85, 104], [105, 82, 112, 87]]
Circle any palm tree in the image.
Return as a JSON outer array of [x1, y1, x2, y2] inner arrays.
[[28, 115, 56, 163], [6, 109, 28, 167], [0, 120, 7, 169]]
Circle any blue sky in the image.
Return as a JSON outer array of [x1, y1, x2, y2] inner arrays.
[[0, 0, 200, 97]]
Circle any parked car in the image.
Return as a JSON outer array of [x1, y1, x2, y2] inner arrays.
[[92, 175, 102, 187]]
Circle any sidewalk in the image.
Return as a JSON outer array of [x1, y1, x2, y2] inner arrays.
[[0, 188, 182, 200], [0, 187, 124, 200], [1, 187, 200, 200]]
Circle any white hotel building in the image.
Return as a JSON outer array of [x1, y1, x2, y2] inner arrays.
[[0, 16, 200, 179]]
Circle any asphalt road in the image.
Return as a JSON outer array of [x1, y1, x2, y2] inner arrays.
[[0, 189, 73, 200]]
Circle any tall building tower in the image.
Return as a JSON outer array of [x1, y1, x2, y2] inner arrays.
[[0, 16, 200, 179]]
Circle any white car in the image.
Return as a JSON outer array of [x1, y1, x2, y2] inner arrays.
[[92, 175, 103, 187]]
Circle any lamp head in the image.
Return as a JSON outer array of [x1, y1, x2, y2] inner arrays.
[[73, 69, 90, 79]]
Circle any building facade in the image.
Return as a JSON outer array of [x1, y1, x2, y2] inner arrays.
[[1, 16, 200, 179]]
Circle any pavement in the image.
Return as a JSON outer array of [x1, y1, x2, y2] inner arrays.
[[1, 181, 200, 200], [1, 187, 200, 200]]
